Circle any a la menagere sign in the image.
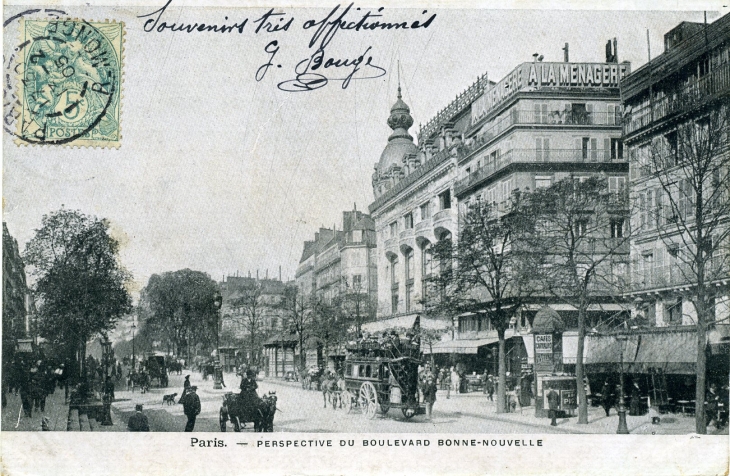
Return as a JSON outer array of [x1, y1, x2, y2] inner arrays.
[[471, 62, 630, 125]]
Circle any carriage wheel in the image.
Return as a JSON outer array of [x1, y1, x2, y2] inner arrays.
[[401, 407, 416, 419], [219, 408, 227, 432], [343, 391, 354, 414], [359, 382, 378, 420]]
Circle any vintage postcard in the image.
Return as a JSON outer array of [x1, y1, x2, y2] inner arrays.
[[1, 0, 729, 474]]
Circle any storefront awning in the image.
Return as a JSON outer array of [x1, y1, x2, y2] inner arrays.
[[585, 330, 697, 374], [523, 330, 697, 373], [423, 337, 499, 355]]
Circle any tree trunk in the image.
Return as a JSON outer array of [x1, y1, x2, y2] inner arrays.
[[694, 297, 707, 434], [576, 301, 588, 424], [299, 335, 306, 370], [250, 333, 256, 366], [496, 329, 507, 414], [80, 339, 87, 378]]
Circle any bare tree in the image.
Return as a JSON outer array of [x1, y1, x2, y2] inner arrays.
[[230, 281, 267, 366], [279, 285, 315, 370], [640, 105, 730, 434], [529, 175, 633, 424], [342, 276, 376, 337], [427, 191, 542, 413], [310, 296, 349, 367]]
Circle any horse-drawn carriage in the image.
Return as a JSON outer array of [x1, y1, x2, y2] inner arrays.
[[340, 336, 426, 419], [219, 390, 277, 432], [145, 355, 168, 387], [302, 367, 322, 390]]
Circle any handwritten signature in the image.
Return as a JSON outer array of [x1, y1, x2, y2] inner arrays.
[[257, 41, 386, 92]]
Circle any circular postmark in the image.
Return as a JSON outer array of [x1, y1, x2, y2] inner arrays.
[[18, 19, 120, 145]]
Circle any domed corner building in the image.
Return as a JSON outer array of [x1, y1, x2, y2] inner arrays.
[[365, 76, 490, 338]]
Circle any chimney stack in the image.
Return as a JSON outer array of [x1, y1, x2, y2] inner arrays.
[[563, 43, 569, 62]]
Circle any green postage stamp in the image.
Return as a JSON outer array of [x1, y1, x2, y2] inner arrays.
[[15, 19, 124, 147]]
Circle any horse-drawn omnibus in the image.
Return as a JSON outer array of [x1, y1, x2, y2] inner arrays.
[[145, 354, 168, 387], [340, 336, 426, 419]]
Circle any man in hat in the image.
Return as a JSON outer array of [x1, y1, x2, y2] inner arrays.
[[128, 404, 150, 432], [422, 375, 438, 420], [547, 388, 560, 426], [179, 375, 191, 404], [601, 380, 615, 417], [183, 386, 201, 432]]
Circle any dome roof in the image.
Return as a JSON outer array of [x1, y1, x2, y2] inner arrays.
[[378, 138, 419, 171], [377, 86, 417, 172]]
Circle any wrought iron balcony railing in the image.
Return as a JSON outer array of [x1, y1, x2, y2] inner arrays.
[[455, 148, 627, 195], [624, 61, 730, 136]]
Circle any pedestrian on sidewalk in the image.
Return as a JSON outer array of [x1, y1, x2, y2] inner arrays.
[[183, 386, 201, 432], [128, 404, 150, 432], [19, 368, 33, 418], [450, 367, 459, 394], [601, 381, 615, 417], [30, 361, 45, 413], [547, 388, 559, 426], [423, 375, 437, 420], [179, 375, 191, 404], [629, 381, 642, 416], [486, 376, 495, 402]]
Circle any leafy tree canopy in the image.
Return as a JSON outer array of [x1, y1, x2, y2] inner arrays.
[[23, 208, 133, 352]]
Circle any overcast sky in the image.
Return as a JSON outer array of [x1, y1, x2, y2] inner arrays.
[[2, 5, 722, 295]]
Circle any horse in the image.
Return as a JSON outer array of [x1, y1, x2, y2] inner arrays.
[[219, 391, 277, 432], [322, 374, 345, 409], [321, 375, 336, 408], [167, 361, 183, 375]]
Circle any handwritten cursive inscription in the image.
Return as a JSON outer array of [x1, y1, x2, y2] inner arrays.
[[139, 0, 249, 33], [138, 1, 436, 92], [303, 4, 436, 52], [277, 46, 386, 92]]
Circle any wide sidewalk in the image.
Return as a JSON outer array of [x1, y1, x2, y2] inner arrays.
[[268, 377, 728, 435], [2, 384, 128, 432]]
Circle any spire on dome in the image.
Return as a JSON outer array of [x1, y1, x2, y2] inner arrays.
[[387, 65, 413, 142]]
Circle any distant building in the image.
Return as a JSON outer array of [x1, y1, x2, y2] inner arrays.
[[219, 275, 289, 372], [294, 207, 378, 369], [3, 223, 28, 344], [296, 207, 377, 307]]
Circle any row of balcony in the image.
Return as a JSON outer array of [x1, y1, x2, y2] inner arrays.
[[623, 61, 730, 137], [632, 258, 729, 292], [372, 110, 622, 212], [471, 110, 621, 147], [454, 148, 627, 195]]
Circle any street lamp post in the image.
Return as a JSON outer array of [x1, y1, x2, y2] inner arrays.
[[616, 334, 630, 434], [101, 337, 114, 426], [213, 291, 223, 390], [131, 322, 136, 371]]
